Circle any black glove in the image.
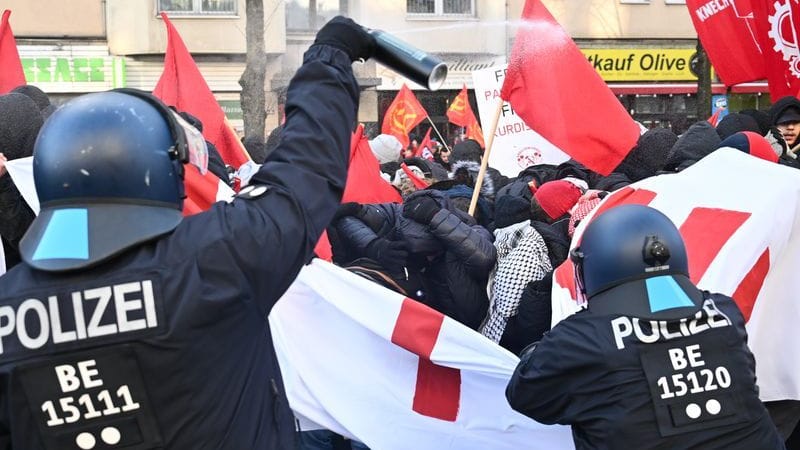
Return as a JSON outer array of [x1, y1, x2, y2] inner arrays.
[[313, 16, 376, 62], [365, 238, 408, 270], [402, 195, 441, 224]]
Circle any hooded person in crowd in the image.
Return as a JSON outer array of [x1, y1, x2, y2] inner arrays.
[[449, 138, 509, 197], [0, 16, 374, 449], [715, 112, 761, 141], [0, 93, 43, 270], [329, 189, 496, 330], [594, 127, 679, 191], [740, 108, 772, 136], [769, 96, 800, 157], [11, 84, 57, 118], [662, 120, 722, 172], [481, 179, 580, 352]]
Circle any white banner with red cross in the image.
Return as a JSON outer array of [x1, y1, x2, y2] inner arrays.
[[270, 259, 574, 450], [551, 148, 800, 402]]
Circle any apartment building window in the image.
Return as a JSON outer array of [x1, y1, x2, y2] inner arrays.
[[407, 0, 475, 16], [287, 0, 348, 31], [158, 0, 237, 15]]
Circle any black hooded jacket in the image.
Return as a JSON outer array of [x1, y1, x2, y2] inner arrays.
[[331, 190, 496, 330], [0, 93, 43, 269], [663, 121, 722, 172]]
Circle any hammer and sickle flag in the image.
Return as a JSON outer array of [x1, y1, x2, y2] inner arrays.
[[382, 84, 428, 149], [447, 85, 485, 148]]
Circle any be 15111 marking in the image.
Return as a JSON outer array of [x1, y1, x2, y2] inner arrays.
[[42, 359, 140, 427]]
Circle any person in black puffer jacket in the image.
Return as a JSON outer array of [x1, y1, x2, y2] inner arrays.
[[329, 189, 496, 330]]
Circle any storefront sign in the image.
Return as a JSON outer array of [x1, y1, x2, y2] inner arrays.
[[580, 49, 698, 81], [218, 100, 243, 121], [17, 45, 124, 93]]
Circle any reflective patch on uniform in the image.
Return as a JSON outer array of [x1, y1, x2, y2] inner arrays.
[[235, 184, 269, 200], [646, 276, 695, 313], [33, 209, 90, 261]]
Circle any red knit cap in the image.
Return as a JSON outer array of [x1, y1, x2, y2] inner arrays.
[[534, 180, 583, 220]]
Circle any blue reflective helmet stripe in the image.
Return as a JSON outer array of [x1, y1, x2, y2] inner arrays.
[[32, 209, 89, 261], [645, 275, 695, 313]]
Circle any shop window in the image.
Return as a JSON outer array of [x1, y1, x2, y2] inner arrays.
[[634, 95, 665, 114], [287, 0, 348, 31], [407, 0, 475, 17], [157, 0, 237, 15]]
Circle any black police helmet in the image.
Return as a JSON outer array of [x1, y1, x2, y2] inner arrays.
[[571, 204, 702, 319], [20, 90, 186, 272]]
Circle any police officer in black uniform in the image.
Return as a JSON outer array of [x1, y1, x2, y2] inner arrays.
[[0, 16, 374, 450], [506, 204, 784, 449]]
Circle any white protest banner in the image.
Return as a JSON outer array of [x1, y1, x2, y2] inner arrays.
[[471, 65, 569, 177], [271, 260, 574, 450], [6, 157, 38, 214]]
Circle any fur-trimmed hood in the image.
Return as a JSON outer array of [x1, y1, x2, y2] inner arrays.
[[449, 160, 496, 198]]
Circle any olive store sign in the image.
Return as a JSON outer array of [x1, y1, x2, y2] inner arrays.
[[581, 49, 698, 82], [18, 45, 125, 93]]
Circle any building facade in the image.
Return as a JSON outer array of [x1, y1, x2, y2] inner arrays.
[[6, 0, 763, 141]]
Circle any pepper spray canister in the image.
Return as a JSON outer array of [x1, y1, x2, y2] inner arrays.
[[364, 28, 448, 91]]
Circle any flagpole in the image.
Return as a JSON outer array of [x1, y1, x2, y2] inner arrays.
[[425, 116, 451, 152], [468, 98, 504, 217]]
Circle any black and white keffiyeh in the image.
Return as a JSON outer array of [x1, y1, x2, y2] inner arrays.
[[481, 221, 552, 342]]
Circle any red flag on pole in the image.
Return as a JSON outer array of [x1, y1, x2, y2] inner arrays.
[[685, 0, 765, 86], [381, 84, 427, 149], [0, 10, 26, 94], [447, 85, 485, 148], [752, 1, 800, 100], [500, 0, 639, 176], [415, 127, 433, 159], [153, 12, 250, 168]]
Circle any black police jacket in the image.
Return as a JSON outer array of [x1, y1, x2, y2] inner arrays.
[[0, 44, 359, 450], [506, 292, 785, 450]]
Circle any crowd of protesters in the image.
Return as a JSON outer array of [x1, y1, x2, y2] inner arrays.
[[2, 74, 800, 448]]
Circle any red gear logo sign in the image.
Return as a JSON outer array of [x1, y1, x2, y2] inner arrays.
[[768, 0, 800, 78]]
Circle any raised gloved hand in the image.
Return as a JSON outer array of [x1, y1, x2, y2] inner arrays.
[[313, 16, 376, 62], [366, 238, 409, 270], [402, 195, 441, 224]]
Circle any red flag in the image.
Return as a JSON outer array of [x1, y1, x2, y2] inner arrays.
[[708, 108, 723, 127], [400, 162, 430, 190], [447, 85, 486, 148], [153, 13, 249, 168], [446, 85, 474, 127], [182, 166, 231, 216], [314, 125, 403, 261], [0, 10, 25, 93], [381, 84, 427, 149], [414, 127, 433, 159], [685, 0, 765, 86], [752, 1, 800, 100], [344, 125, 403, 204], [500, 0, 639, 176]]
